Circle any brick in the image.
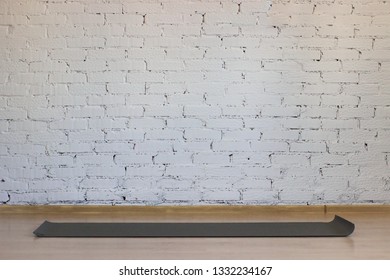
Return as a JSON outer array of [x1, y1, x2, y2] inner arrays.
[[361, 50, 390, 60], [222, 129, 261, 140], [107, 60, 145, 71], [244, 94, 281, 105], [0, 180, 27, 192], [68, 84, 105, 96], [68, 131, 104, 141], [343, 84, 380, 96], [167, 118, 203, 128], [251, 141, 289, 152], [338, 38, 373, 50], [262, 106, 300, 117], [301, 130, 338, 141], [144, 105, 183, 117], [154, 153, 192, 164], [108, 83, 144, 94], [282, 72, 321, 83], [48, 26, 84, 38], [184, 106, 221, 117], [48, 192, 85, 202], [80, 178, 118, 189], [105, 130, 144, 141], [126, 95, 165, 105], [315, 4, 352, 15], [147, 60, 184, 71], [69, 61, 107, 72], [173, 141, 211, 152], [85, 25, 125, 37], [375, 39, 390, 50], [167, 93, 204, 105], [243, 166, 282, 178], [357, 26, 390, 37], [339, 107, 375, 119], [47, 3, 85, 14], [322, 72, 359, 83], [203, 190, 240, 201], [0, 132, 27, 144], [9, 49, 47, 62], [28, 108, 64, 120], [206, 119, 243, 129], [376, 107, 390, 118], [328, 142, 364, 154], [50, 49, 86, 60], [205, 13, 256, 25], [222, 37, 260, 48], [28, 131, 67, 143], [271, 154, 310, 165], [88, 72, 126, 83], [114, 154, 152, 165], [88, 49, 126, 60], [9, 2, 46, 15], [322, 166, 359, 177], [67, 14, 104, 25], [0, 15, 28, 25], [361, 96, 390, 106], [302, 61, 341, 72], [106, 37, 144, 47], [9, 120, 47, 132], [342, 61, 379, 71], [244, 118, 282, 129], [283, 95, 320, 106], [222, 106, 260, 117], [134, 141, 172, 152], [317, 26, 354, 37], [86, 4, 122, 14], [50, 119, 88, 130], [124, 2, 163, 14], [283, 118, 321, 129], [290, 142, 326, 153], [339, 130, 377, 143], [354, 3, 390, 16], [361, 120, 390, 129], [321, 49, 359, 60], [89, 119, 127, 129], [67, 38, 105, 48], [231, 153, 269, 165], [212, 141, 251, 152], [127, 72, 164, 83], [49, 73, 86, 83], [28, 15, 67, 25], [164, 190, 201, 201], [128, 118, 165, 129], [321, 95, 360, 106], [184, 129, 222, 140], [202, 25, 239, 36], [323, 119, 358, 129], [106, 106, 144, 117]]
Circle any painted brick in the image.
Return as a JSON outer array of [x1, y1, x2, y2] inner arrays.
[[1, 0, 389, 206]]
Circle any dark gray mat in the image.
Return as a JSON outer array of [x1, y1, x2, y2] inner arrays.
[[33, 215, 354, 237]]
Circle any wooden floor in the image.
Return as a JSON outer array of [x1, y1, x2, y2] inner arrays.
[[0, 205, 389, 259]]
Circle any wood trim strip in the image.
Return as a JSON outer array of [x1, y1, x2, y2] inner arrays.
[[1, 204, 389, 214]]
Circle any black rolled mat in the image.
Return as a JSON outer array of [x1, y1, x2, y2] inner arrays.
[[33, 215, 354, 237]]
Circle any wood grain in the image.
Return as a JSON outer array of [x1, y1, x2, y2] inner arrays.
[[0, 205, 389, 259]]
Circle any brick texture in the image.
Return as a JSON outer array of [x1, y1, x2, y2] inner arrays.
[[0, 0, 389, 205]]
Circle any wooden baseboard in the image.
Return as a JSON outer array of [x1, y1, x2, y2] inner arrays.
[[0, 204, 389, 214]]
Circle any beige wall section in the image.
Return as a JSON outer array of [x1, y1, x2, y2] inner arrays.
[[1, 205, 390, 259]]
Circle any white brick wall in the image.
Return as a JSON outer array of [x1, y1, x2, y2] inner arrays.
[[0, 0, 389, 205]]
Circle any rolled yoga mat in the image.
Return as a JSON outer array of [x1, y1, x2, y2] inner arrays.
[[33, 215, 354, 237]]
